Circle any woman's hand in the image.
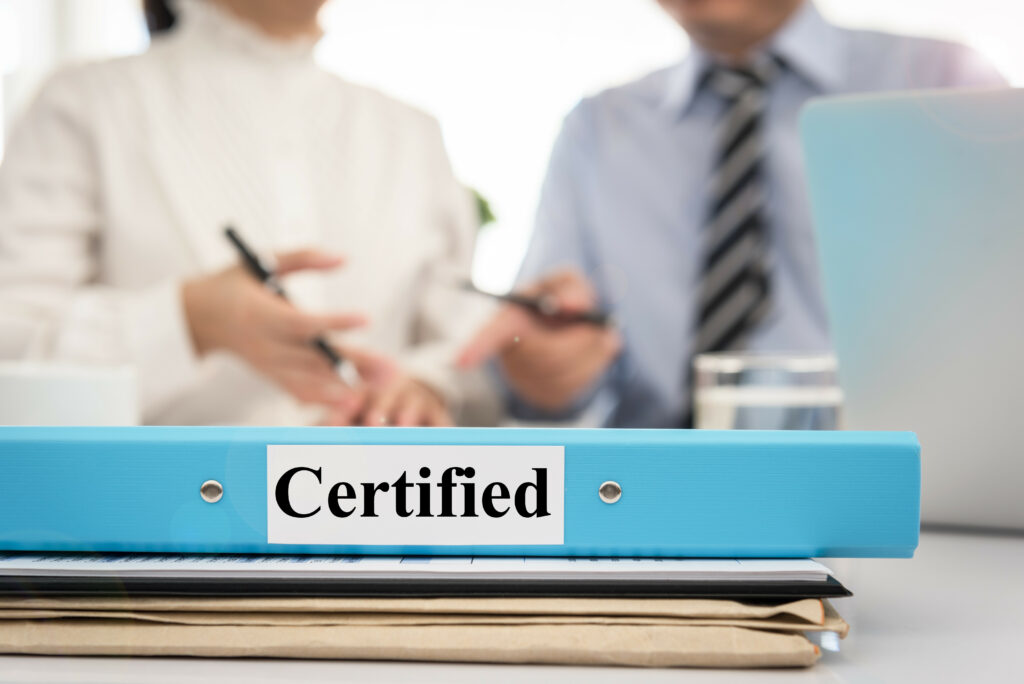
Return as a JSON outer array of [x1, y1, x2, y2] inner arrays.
[[182, 249, 367, 407], [319, 346, 454, 427]]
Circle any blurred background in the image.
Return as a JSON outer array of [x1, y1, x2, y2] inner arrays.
[[1, 0, 1021, 291]]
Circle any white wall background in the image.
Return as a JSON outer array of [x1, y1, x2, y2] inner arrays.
[[318, 0, 685, 290], [3, 0, 1023, 289]]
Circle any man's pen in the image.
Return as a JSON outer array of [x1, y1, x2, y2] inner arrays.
[[459, 280, 612, 328], [224, 226, 361, 387]]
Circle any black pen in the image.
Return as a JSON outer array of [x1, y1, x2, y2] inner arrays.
[[459, 280, 613, 328], [224, 226, 361, 386]]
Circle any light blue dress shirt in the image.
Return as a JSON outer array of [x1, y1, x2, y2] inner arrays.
[[511, 2, 1005, 428]]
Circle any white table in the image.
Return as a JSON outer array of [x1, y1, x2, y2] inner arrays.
[[2, 530, 1022, 684]]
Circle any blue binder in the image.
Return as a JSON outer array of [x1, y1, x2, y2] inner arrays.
[[0, 427, 920, 558]]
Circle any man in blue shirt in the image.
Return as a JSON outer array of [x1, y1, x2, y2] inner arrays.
[[459, 0, 1004, 427]]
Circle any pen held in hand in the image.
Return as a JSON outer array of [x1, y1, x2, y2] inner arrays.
[[223, 226, 361, 387], [459, 280, 612, 328]]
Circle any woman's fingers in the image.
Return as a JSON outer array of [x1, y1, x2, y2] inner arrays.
[[334, 344, 400, 386], [272, 308, 369, 342], [340, 376, 454, 428], [400, 382, 453, 427], [393, 390, 425, 427], [425, 399, 455, 427], [260, 334, 452, 428], [276, 369, 351, 406], [320, 389, 367, 426], [362, 384, 403, 426], [273, 249, 345, 275], [265, 342, 337, 376]]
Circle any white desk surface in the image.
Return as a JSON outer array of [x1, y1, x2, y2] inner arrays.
[[2, 530, 1022, 684]]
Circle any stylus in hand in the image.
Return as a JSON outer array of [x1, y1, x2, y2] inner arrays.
[[459, 280, 612, 328]]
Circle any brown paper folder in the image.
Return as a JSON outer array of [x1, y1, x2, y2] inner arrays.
[[0, 597, 846, 668], [0, 621, 822, 668]]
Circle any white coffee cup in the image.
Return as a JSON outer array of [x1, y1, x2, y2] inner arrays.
[[0, 362, 139, 426]]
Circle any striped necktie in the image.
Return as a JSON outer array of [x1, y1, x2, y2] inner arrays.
[[682, 58, 779, 428], [693, 59, 779, 356]]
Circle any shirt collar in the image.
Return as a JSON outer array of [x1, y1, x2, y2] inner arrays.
[[770, 1, 845, 94], [660, 49, 711, 118], [660, 1, 845, 118]]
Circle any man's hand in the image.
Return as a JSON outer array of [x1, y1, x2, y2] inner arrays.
[[320, 346, 454, 427], [182, 249, 367, 407], [456, 269, 621, 412]]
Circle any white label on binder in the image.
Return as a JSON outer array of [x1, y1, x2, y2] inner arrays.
[[267, 445, 564, 546]]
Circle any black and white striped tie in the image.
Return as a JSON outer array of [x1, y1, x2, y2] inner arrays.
[[693, 60, 779, 355]]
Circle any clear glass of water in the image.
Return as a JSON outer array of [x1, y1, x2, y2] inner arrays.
[[693, 353, 842, 430]]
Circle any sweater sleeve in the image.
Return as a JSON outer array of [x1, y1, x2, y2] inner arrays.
[[0, 67, 201, 420]]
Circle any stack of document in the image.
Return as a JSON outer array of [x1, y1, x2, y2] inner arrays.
[[0, 426, 918, 667], [0, 552, 847, 663], [0, 554, 848, 667]]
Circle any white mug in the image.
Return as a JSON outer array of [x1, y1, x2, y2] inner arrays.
[[0, 362, 139, 426]]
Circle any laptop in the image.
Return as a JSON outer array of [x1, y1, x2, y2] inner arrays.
[[801, 89, 1024, 531]]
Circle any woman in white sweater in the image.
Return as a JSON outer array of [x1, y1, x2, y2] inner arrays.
[[0, 0, 495, 426]]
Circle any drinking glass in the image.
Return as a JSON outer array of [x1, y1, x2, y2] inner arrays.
[[693, 353, 842, 430]]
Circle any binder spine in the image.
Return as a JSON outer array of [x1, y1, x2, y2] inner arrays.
[[0, 427, 921, 558]]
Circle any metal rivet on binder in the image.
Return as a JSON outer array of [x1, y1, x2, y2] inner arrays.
[[598, 481, 622, 504], [200, 480, 224, 504]]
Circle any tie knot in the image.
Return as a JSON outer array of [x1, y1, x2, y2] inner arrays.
[[705, 56, 781, 100]]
